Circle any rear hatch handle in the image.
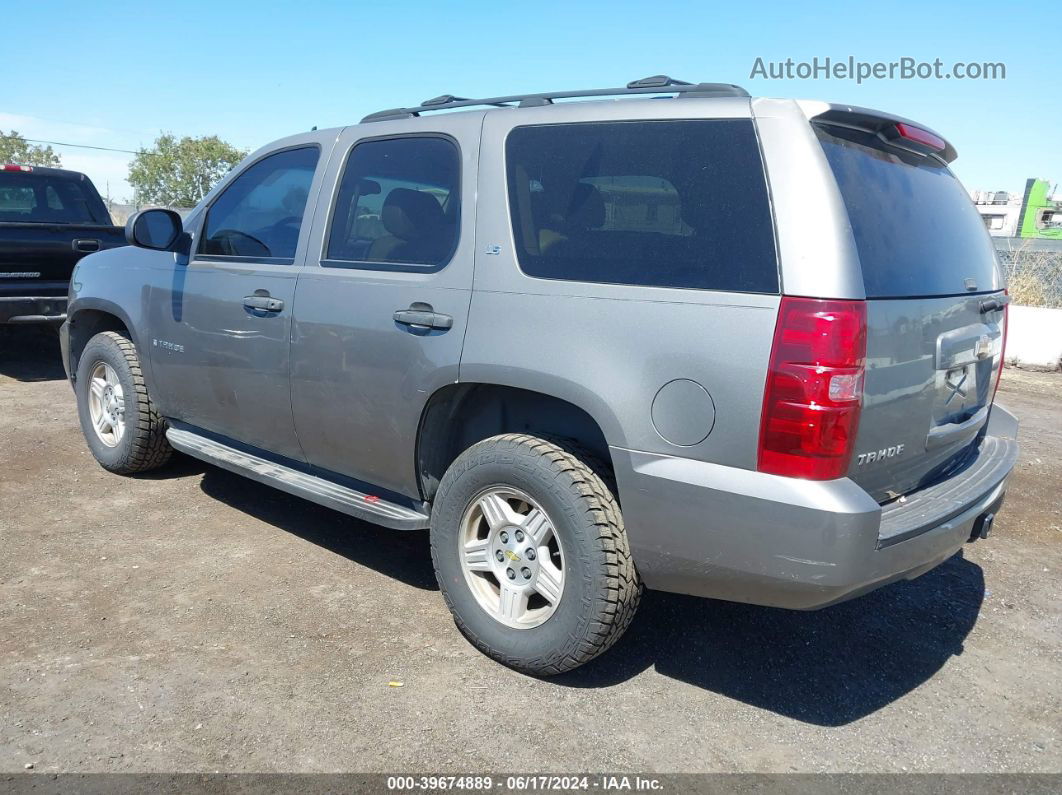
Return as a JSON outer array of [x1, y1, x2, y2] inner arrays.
[[926, 405, 989, 450]]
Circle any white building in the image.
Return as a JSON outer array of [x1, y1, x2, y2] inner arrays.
[[970, 189, 1022, 237]]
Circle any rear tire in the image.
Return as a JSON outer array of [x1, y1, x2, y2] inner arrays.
[[430, 434, 641, 675], [75, 331, 172, 474]]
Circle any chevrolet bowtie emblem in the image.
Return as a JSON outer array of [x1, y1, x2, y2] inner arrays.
[[504, 550, 521, 562]]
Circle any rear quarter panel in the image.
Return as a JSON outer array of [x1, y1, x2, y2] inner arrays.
[[465, 99, 780, 471], [751, 98, 865, 301]]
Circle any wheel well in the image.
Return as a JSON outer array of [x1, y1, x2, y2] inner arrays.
[[67, 310, 131, 379], [416, 384, 611, 502]]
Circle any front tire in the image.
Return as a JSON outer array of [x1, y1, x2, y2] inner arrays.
[[430, 434, 641, 675], [75, 331, 172, 474]]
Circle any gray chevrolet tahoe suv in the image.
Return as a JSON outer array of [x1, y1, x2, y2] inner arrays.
[[61, 76, 1018, 674]]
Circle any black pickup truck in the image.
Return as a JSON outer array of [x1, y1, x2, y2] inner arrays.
[[0, 164, 125, 325]]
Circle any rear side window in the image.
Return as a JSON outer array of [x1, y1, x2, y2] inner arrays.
[[200, 146, 319, 262], [325, 136, 460, 269], [815, 125, 998, 297], [0, 176, 100, 223], [505, 120, 778, 293]]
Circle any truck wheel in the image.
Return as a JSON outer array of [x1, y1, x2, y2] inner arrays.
[[430, 434, 641, 675], [75, 331, 172, 474]]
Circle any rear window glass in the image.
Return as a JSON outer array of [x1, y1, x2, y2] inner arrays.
[[815, 125, 999, 297], [0, 175, 100, 223], [505, 120, 778, 293]]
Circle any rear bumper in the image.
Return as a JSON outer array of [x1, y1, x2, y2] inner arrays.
[[612, 405, 1019, 610], [0, 295, 67, 324]]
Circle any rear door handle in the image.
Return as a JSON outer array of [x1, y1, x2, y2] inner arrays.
[[73, 238, 101, 253], [393, 304, 453, 331], [243, 295, 284, 313]]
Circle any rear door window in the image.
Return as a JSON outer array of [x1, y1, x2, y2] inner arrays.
[[199, 146, 319, 262], [505, 120, 778, 293], [325, 136, 460, 270], [815, 125, 999, 297]]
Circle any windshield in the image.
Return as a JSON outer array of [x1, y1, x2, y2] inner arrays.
[[815, 125, 1000, 298]]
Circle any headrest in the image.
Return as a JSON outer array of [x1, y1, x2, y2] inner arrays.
[[566, 183, 605, 231], [281, 186, 309, 215], [382, 188, 444, 240]]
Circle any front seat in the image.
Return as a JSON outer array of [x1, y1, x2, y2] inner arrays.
[[564, 183, 606, 233], [545, 183, 607, 257], [368, 188, 448, 264]]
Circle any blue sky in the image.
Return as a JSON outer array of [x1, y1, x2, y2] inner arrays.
[[3, 0, 1058, 201]]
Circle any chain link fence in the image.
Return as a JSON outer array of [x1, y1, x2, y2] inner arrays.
[[994, 239, 1062, 308]]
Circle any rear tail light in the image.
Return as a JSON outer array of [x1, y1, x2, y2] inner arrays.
[[758, 297, 867, 480], [2, 164, 33, 172], [992, 290, 1008, 402]]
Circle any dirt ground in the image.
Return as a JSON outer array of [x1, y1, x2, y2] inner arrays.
[[1, 326, 1059, 774]]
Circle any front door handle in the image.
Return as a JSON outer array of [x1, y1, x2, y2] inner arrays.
[[243, 294, 284, 313], [393, 303, 453, 331], [73, 238, 101, 253]]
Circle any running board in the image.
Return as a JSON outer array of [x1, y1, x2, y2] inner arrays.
[[165, 427, 430, 531]]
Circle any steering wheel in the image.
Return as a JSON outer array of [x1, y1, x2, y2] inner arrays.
[[211, 228, 270, 257]]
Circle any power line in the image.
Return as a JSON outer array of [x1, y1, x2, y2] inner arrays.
[[0, 133, 142, 156], [1, 133, 249, 161]]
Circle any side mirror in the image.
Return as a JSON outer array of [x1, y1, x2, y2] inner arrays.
[[126, 209, 183, 251]]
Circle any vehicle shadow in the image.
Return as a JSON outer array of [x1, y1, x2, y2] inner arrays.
[[555, 552, 985, 726], [195, 461, 439, 591], [0, 326, 67, 382], [151, 453, 984, 725]]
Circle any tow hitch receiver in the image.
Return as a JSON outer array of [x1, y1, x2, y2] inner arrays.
[[971, 511, 996, 541], [969, 493, 1006, 542]]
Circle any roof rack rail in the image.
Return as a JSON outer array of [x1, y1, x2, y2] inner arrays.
[[361, 75, 749, 123]]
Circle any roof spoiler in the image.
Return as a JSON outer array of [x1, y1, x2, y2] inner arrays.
[[807, 103, 958, 164]]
